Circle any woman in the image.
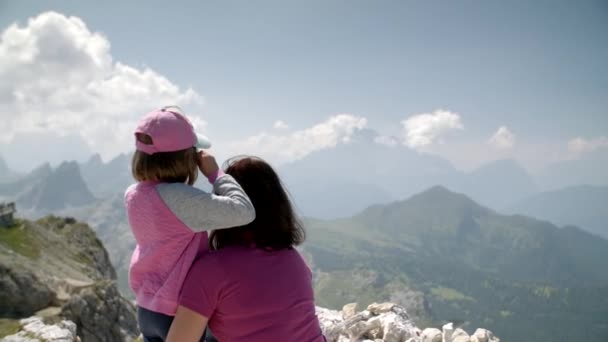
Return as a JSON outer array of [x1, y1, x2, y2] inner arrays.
[[167, 156, 325, 342]]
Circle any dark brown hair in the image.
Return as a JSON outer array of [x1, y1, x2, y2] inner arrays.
[[131, 133, 198, 185], [209, 156, 305, 251]]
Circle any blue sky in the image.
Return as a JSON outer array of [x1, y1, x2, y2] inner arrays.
[[0, 0, 607, 171]]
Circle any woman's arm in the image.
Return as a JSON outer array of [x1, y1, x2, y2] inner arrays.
[[166, 305, 209, 342]]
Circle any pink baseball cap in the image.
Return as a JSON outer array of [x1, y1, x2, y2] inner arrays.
[[134, 106, 211, 155]]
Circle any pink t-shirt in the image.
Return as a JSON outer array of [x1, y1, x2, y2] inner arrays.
[[179, 246, 325, 342]]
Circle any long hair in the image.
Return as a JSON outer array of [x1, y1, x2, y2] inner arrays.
[[209, 156, 305, 250]]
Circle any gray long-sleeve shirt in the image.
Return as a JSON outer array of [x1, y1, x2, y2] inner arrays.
[[155, 174, 255, 232]]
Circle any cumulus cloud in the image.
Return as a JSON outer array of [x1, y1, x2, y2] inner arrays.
[[401, 110, 463, 150], [567, 136, 608, 156], [0, 12, 203, 160], [488, 126, 516, 149], [273, 120, 289, 130], [228, 114, 367, 164]]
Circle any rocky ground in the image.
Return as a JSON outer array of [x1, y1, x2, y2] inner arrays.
[[317, 302, 500, 342], [0, 216, 138, 342]]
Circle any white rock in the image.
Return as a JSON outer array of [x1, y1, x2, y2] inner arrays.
[[367, 302, 396, 314], [421, 327, 442, 342], [317, 306, 345, 341], [453, 328, 469, 340], [378, 311, 418, 342], [472, 328, 491, 342], [346, 319, 381, 340], [453, 328, 468, 337], [316, 304, 499, 342], [474, 328, 500, 342], [1, 317, 78, 342], [342, 303, 358, 320], [442, 322, 454, 342]]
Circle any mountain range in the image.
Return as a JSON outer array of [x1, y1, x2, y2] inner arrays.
[[0, 161, 95, 215], [79, 153, 133, 197], [1, 146, 608, 341], [508, 185, 608, 239], [279, 133, 539, 217], [536, 150, 608, 190], [304, 186, 608, 341], [3, 136, 605, 220]]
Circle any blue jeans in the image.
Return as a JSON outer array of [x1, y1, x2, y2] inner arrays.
[[137, 306, 217, 342]]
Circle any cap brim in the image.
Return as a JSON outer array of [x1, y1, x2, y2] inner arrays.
[[195, 133, 212, 150]]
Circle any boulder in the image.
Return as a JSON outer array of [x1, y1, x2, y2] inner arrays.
[[420, 328, 442, 342], [61, 281, 138, 342], [0, 265, 55, 317], [471, 328, 500, 342], [342, 303, 358, 319], [442, 323, 454, 342], [453, 328, 470, 342]]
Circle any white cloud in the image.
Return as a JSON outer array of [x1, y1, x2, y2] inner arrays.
[[228, 114, 367, 165], [401, 110, 463, 150], [273, 120, 289, 130], [0, 12, 203, 161], [567, 136, 608, 156], [488, 126, 516, 149]]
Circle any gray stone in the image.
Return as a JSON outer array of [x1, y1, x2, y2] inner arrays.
[[61, 281, 138, 342], [0, 265, 55, 317]]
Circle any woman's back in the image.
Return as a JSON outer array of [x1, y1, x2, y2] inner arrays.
[[180, 246, 324, 342]]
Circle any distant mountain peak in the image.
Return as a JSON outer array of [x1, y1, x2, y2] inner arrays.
[[56, 160, 80, 171], [411, 185, 477, 205], [4, 160, 96, 212], [85, 153, 103, 166], [420, 185, 453, 194]]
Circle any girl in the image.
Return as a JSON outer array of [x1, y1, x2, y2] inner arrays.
[[166, 156, 325, 342], [125, 106, 255, 342]]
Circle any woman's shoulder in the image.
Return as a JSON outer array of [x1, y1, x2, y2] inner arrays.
[[204, 246, 306, 269]]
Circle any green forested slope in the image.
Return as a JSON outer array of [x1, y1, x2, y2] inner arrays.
[[303, 186, 608, 342]]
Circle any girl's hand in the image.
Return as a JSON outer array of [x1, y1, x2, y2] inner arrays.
[[196, 150, 219, 179]]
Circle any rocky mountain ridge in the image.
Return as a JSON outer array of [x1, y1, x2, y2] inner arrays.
[[0, 162, 95, 215], [0, 216, 138, 341]]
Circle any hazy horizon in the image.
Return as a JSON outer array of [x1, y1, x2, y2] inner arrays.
[[1, 0, 607, 175]]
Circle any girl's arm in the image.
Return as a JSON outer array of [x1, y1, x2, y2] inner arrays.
[[156, 151, 255, 232], [166, 305, 208, 342], [156, 172, 255, 232]]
